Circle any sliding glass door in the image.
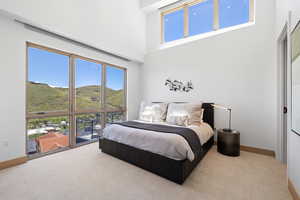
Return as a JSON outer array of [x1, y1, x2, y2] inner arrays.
[[26, 43, 127, 157]]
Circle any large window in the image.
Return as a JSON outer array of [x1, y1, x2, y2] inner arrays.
[[26, 43, 127, 156], [27, 116, 69, 154], [27, 47, 70, 155], [164, 9, 185, 42], [76, 113, 102, 144], [161, 0, 254, 43], [27, 47, 69, 113], [188, 0, 214, 36], [75, 58, 102, 111], [105, 65, 126, 110], [219, 0, 250, 28]]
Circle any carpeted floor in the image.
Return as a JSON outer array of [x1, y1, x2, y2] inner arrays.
[[0, 143, 292, 200]]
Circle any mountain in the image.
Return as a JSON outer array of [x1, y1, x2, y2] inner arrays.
[[27, 82, 124, 112]]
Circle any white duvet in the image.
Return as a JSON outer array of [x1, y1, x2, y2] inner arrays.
[[102, 121, 214, 161]]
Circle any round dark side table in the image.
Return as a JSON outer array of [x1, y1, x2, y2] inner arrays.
[[217, 129, 240, 157]]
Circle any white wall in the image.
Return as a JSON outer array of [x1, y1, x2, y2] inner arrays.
[[275, 0, 289, 38], [142, 0, 276, 150], [140, 0, 179, 12], [0, 15, 142, 162], [290, 1, 300, 29], [276, 0, 300, 194], [0, 0, 146, 62]]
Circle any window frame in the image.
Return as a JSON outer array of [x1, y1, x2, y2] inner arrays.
[[161, 0, 254, 43], [26, 42, 127, 158]]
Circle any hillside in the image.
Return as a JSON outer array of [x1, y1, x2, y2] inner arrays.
[[27, 82, 124, 112]]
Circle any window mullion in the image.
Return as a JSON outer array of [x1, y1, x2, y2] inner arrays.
[[101, 64, 106, 129], [161, 13, 165, 43], [69, 56, 76, 147], [213, 0, 220, 30], [184, 4, 189, 37], [249, 0, 254, 22], [124, 69, 127, 119]]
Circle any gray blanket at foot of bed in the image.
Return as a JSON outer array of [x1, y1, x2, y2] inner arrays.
[[114, 121, 202, 155]]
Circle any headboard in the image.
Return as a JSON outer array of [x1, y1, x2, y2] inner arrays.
[[152, 102, 215, 129], [201, 103, 214, 130]]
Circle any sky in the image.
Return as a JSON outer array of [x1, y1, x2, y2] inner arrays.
[[164, 0, 249, 42], [28, 47, 124, 90]]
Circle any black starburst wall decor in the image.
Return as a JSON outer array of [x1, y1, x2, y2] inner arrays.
[[165, 78, 194, 92]]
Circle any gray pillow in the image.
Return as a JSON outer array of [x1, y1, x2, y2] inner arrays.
[[166, 103, 203, 126]]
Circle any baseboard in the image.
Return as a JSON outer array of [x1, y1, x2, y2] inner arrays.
[[214, 142, 275, 157], [240, 145, 275, 157], [0, 156, 28, 170], [289, 179, 300, 200]]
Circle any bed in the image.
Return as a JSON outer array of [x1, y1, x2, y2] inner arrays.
[[99, 103, 214, 184]]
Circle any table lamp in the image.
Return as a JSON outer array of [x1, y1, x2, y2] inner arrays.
[[212, 104, 232, 132]]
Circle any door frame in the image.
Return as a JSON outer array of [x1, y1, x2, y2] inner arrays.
[[277, 23, 289, 163]]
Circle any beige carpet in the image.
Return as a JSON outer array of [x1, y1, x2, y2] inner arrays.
[[0, 143, 292, 200]]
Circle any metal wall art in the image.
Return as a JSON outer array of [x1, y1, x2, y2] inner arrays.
[[165, 78, 194, 92]]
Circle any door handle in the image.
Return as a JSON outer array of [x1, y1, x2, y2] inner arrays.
[[284, 106, 288, 114]]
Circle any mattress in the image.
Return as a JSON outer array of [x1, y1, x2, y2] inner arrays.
[[102, 121, 214, 161]]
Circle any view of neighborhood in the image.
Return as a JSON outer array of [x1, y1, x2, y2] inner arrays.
[[27, 82, 125, 155]]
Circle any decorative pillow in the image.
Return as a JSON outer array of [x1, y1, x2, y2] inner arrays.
[[166, 103, 203, 126], [139, 102, 168, 122]]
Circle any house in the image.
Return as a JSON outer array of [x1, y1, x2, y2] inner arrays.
[[36, 132, 69, 153]]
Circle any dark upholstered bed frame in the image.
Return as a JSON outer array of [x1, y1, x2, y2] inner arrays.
[[99, 103, 214, 184]]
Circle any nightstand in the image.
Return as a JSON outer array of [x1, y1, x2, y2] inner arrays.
[[217, 129, 240, 157]]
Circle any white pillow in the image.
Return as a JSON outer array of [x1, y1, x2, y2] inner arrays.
[[139, 102, 168, 122], [166, 115, 189, 126], [139, 102, 153, 122], [166, 103, 203, 126]]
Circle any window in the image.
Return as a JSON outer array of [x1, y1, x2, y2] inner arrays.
[[163, 9, 185, 42], [27, 116, 69, 154], [26, 43, 127, 156], [27, 47, 70, 155], [161, 0, 254, 43], [76, 113, 102, 144], [27, 47, 69, 113], [105, 65, 126, 110], [75, 58, 102, 111], [106, 112, 126, 126], [219, 0, 250, 28], [188, 0, 214, 36]]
